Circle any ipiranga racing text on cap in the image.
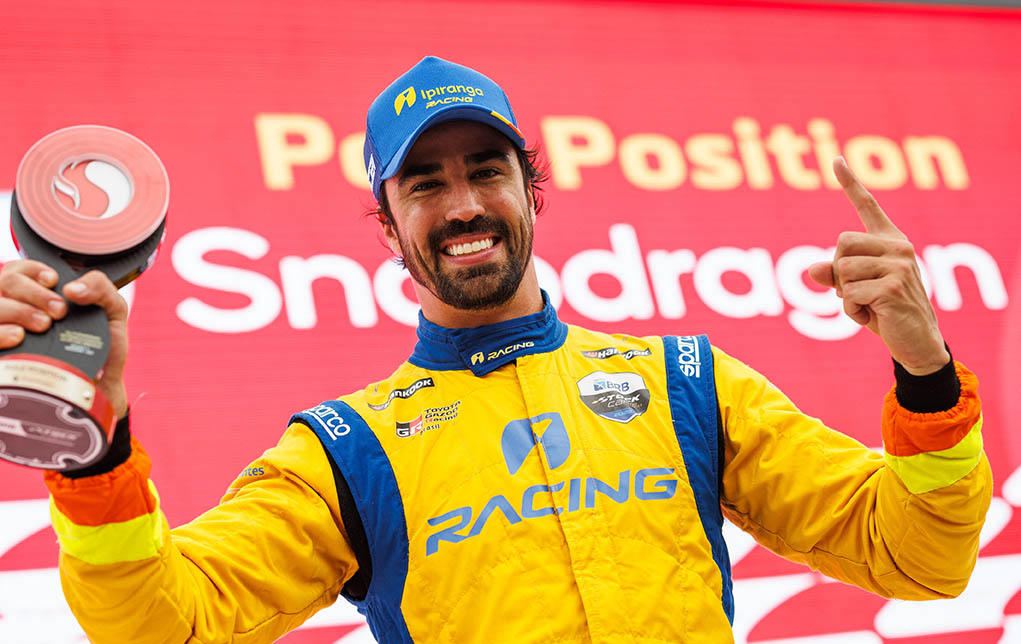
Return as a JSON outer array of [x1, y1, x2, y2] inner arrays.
[[364, 56, 527, 201]]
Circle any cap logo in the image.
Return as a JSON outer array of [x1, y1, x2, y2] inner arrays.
[[367, 155, 377, 185], [394, 86, 416, 116]]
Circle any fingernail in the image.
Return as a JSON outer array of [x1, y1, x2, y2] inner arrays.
[[6, 326, 23, 341], [40, 270, 57, 284], [32, 312, 49, 327], [66, 283, 86, 295], [48, 300, 64, 316]]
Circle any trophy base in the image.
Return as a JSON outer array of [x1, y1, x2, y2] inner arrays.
[[0, 356, 116, 471]]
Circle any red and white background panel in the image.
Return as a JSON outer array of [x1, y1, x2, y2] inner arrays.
[[0, 0, 1019, 641]]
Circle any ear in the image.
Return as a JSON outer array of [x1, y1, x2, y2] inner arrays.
[[381, 220, 399, 255]]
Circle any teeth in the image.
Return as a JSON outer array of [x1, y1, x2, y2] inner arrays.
[[445, 238, 494, 256]]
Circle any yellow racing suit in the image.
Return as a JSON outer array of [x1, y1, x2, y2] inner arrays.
[[45, 295, 991, 643]]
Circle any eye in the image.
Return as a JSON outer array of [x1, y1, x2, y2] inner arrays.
[[410, 180, 441, 193], [472, 168, 500, 180]]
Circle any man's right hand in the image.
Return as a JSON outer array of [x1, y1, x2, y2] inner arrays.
[[0, 260, 130, 419]]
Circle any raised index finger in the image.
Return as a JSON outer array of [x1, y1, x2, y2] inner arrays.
[[833, 157, 902, 237]]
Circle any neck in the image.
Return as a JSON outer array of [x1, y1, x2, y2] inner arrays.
[[414, 262, 544, 329]]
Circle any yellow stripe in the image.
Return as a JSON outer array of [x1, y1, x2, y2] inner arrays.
[[884, 416, 984, 494], [49, 480, 165, 565], [489, 110, 523, 138]]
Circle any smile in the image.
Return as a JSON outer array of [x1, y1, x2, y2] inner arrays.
[[443, 237, 496, 257]]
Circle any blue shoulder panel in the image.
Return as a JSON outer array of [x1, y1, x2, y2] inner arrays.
[[292, 401, 414, 643], [662, 335, 734, 623]]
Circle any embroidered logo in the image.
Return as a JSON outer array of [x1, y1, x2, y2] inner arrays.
[[368, 377, 434, 411], [581, 347, 652, 360], [500, 412, 570, 475], [577, 371, 651, 424]]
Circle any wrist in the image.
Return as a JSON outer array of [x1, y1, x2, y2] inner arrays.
[[896, 345, 951, 377], [101, 382, 128, 420], [62, 411, 132, 478], [893, 344, 960, 413]]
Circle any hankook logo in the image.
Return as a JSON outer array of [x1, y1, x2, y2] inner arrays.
[[581, 347, 652, 361], [367, 377, 434, 411]]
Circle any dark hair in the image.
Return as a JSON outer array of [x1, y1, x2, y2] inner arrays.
[[370, 143, 549, 226]]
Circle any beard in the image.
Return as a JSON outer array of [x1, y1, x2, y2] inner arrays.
[[396, 213, 533, 311]]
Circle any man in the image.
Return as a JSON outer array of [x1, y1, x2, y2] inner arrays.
[[0, 56, 990, 643]]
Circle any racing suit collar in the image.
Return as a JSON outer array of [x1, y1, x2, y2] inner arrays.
[[409, 290, 568, 376]]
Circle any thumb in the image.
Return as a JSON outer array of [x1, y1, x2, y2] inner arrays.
[[808, 261, 837, 289]]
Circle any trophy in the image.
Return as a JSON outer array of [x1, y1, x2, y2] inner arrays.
[[0, 125, 168, 471]]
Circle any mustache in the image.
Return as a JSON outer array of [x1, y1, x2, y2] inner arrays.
[[428, 216, 510, 252]]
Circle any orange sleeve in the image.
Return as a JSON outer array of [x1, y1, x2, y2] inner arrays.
[[47, 422, 359, 644], [717, 348, 992, 599]]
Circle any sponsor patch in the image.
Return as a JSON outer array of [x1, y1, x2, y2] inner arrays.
[[304, 403, 351, 440], [581, 347, 652, 360], [396, 414, 423, 438], [577, 371, 650, 423], [676, 335, 702, 377], [472, 341, 535, 365], [396, 400, 461, 437], [368, 377, 434, 411]]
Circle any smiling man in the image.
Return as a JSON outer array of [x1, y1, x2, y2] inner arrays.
[[379, 120, 541, 322], [4, 56, 991, 643]]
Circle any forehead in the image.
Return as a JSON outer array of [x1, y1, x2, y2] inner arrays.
[[400, 120, 516, 167]]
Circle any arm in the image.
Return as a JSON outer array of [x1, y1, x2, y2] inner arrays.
[[46, 419, 358, 643], [720, 157, 991, 598], [717, 347, 990, 599], [0, 260, 357, 642]]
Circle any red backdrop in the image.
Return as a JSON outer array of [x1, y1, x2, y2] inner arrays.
[[0, 1, 1019, 642]]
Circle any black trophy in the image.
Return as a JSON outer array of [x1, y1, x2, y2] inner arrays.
[[0, 125, 168, 471]]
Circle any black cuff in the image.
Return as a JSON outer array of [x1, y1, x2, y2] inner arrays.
[[63, 413, 132, 479], [893, 346, 960, 413]]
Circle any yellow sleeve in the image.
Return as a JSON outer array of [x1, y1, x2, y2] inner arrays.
[[715, 347, 992, 599], [45, 422, 359, 644]]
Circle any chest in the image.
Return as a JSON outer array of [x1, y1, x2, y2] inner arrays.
[[366, 353, 709, 562]]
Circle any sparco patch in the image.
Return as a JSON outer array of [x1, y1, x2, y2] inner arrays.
[[581, 347, 652, 360], [368, 377, 434, 411], [676, 336, 702, 377], [576, 372, 651, 424]]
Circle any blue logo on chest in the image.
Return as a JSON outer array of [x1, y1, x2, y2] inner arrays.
[[425, 412, 677, 556]]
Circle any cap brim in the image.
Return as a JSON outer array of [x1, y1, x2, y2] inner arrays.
[[379, 104, 527, 184]]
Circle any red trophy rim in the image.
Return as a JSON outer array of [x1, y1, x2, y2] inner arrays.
[[14, 125, 169, 255], [0, 354, 116, 470]]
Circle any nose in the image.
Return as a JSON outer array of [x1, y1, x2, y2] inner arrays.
[[444, 179, 485, 222]]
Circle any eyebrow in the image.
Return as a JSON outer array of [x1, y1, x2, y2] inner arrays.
[[397, 148, 513, 187], [397, 162, 442, 187], [465, 148, 512, 165]]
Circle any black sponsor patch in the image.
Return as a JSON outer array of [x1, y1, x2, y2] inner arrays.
[[581, 347, 652, 360], [576, 371, 650, 424], [368, 377, 434, 411]]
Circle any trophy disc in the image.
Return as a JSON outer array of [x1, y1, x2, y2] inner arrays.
[[15, 125, 168, 255], [0, 125, 168, 471]]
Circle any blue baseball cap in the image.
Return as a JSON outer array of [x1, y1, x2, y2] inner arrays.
[[364, 56, 527, 201]]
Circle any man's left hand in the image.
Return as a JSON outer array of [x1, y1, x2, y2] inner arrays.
[[808, 157, 951, 376]]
